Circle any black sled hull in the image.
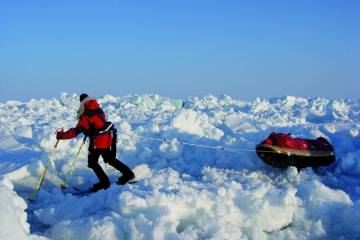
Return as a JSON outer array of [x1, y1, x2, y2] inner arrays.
[[256, 144, 336, 169]]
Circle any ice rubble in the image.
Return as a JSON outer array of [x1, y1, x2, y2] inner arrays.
[[0, 177, 30, 239], [0, 93, 359, 240]]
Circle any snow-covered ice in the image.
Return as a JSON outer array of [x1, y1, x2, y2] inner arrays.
[[0, 93, 359, 239]]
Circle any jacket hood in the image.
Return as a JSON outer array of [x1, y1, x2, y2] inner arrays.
[[76, 96, 98, 119]]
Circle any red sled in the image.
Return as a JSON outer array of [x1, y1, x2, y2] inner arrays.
[[256, 132, 336, 169]]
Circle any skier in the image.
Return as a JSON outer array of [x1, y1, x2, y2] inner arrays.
[[56, 93, 135, 192]]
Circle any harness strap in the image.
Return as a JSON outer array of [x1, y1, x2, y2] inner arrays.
[[96, 122, 114, 135]]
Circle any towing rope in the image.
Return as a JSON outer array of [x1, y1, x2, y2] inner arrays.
[[118, 133, 277, 154]]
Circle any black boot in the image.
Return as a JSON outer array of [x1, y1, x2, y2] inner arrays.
[[117, 173, 135, 185], [90, 181, 110, 192], [107, 157, 135, 185], [89, 163, 111, 191]]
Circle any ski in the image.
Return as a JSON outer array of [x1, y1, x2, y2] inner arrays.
[[61, 186, 95, 196], [61, 180, 140, 197], [72, 189, 95, 196], [127, 179, 139, 184]]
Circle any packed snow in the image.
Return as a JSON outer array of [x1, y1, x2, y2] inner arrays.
[[0, 93, 359, 240]]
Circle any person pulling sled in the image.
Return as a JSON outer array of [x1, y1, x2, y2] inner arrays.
[[56, 93, 135, 192]]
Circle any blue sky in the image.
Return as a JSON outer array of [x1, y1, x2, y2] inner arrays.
[[0, 0, 359, 101]]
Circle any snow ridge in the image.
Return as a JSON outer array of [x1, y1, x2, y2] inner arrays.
[[0, 93, 359, 240]]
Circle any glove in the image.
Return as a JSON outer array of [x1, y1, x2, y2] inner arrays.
[[56, 128, 77, 140], [56, 131, 64, 140]]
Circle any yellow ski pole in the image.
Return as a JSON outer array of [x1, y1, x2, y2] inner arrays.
[[30, 139, 60, 201], [60, 136, 87, 189]]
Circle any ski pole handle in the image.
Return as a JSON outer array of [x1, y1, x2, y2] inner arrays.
[[55, 128, 64, 133]]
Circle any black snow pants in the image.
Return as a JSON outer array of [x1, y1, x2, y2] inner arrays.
[[88, 148, 134, 185]]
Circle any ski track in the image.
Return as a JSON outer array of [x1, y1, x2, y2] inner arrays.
[[0, 93, 360, 240]]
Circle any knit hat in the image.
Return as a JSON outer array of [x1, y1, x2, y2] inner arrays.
[[79, 93, 88, 102]]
